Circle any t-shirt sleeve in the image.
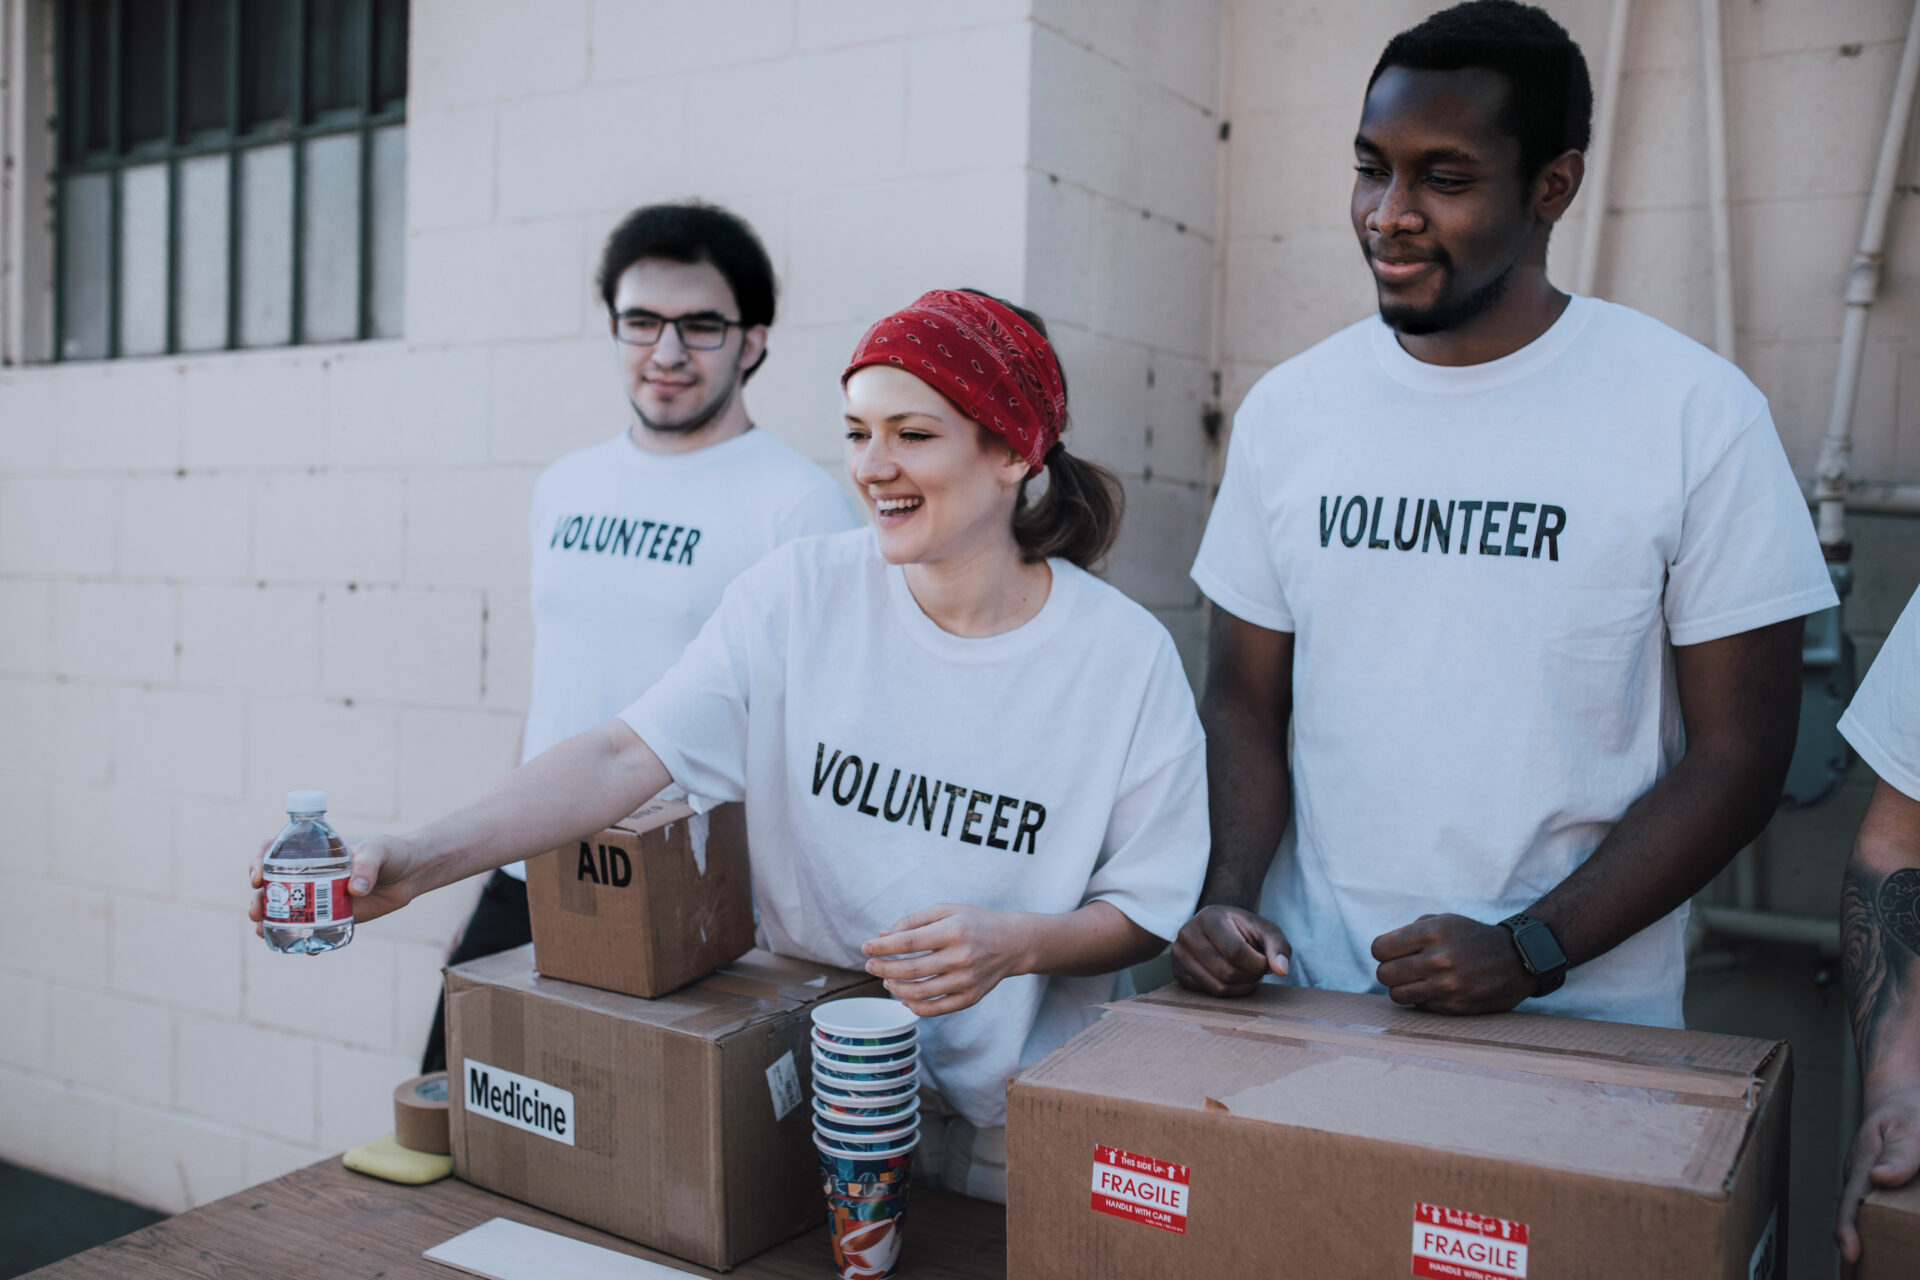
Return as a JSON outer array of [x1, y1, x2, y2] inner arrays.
[[1840, 587, 1920, 802], [1080, 638, 1210, 941], [1664, 405, 1838, 646], [617, 558, 787, 804], [779, 476, 863, 541], [1190, 394, 1294, 632]]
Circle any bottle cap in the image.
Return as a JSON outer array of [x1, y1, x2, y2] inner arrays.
[[286, 789, 328, 814]]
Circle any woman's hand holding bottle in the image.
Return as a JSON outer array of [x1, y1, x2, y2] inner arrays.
[[248, 832, 424, 936]]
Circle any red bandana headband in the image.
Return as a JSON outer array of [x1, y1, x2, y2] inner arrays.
[[842, 290, 1067, 473]]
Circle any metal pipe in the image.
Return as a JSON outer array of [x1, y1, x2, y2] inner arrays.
[[1699, 0, 1737, 362], [1693, 905, 1841, 958], [1575, 0, 1632, 297], [1816, 0, 1920, 554]]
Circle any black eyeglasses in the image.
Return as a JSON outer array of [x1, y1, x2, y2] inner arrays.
[[611, 310, 745, 350]]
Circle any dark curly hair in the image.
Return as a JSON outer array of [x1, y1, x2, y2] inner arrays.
[[1369, 1, 1593, 179], [595, 202, 777, 379]]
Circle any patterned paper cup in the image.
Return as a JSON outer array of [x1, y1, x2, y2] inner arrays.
[[812, 1049, 919, 1083], [813, 1090, 920, 1121], [813, 1039, 918, 1066], [811, 997, 920, 1042], [817, 1143, 914, 1280], [813, 1120, 921, 1154], [814, 1098, 923, 1131], [814, 1026, 918, 1050], [815, 1129, 921, 1162], [812, 1068, 921, 1094]]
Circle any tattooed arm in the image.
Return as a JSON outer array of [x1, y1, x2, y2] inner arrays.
[[1837, 780, 1920, 1265]]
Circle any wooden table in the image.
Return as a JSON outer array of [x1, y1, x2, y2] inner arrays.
[[26, 1158, 1007, 1279]]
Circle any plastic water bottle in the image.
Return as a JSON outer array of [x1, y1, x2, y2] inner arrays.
[[262, 790, 354, 955]]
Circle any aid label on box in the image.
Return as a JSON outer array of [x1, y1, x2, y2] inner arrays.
[[1412, 1202, 1528, 1280], [1090, 1144, 1189, 1234]]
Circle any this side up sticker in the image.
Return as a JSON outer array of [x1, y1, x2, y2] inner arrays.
[[1090, 1144, 1189, 1235], [1412, 1201, 1529, 1280]]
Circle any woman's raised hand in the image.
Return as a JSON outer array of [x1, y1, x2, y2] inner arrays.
[[861, 904, 1038, 1016], [247, 832, 425, 937]]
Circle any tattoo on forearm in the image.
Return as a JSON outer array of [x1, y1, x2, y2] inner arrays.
[[1843, 866, 1920, 1066]]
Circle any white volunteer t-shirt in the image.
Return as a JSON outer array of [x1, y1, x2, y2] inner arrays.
[[621, 529, 1208, 1127], [1841, 586, 1920, 802], [505, 426, 858, 879], [1192, 296, 1836, 1028]]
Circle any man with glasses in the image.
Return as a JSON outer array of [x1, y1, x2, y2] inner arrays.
[[422, 202, 857, 1072]]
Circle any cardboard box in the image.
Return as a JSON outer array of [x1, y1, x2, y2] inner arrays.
[[1858, 1178, 1920, 1279], [1007, 983, 1791, 1279], [445, 945, 881, 1271], [525, 798, 754, 998]]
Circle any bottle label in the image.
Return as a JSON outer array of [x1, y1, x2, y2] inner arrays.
[[264, 873, 354, 926]]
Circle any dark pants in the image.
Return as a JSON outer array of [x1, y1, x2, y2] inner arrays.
[[420, 870, 531, 1074]]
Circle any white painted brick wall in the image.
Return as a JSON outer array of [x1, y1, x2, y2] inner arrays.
[[0, 2, 1057, 1215]]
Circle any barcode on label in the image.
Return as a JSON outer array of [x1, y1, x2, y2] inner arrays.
[[314, 880, 332, 920]]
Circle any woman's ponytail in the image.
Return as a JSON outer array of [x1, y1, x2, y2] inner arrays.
[[1013, 444, 1124, 569], [951, 288, 1124, 568]]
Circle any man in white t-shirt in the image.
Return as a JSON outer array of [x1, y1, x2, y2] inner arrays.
[[1835, 586, 1920, 1266], [422, 203, 857, 1071], [1172, 1, 1836, 1028]]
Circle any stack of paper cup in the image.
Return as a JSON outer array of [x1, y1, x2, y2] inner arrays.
[[810, 998, 920, 1280]]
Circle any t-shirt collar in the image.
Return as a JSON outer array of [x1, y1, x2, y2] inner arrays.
[[884, 548, 1075, 664], [614, 422, 765, 468], [1368, 294, 1596, 395]]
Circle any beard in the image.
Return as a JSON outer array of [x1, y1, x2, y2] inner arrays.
[[1378, 258, 1515, 337], [631, 363, 743, 436]]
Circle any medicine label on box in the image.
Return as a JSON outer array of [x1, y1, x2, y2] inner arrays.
[[1411, 1202, 1528, 1280], [766, 1050, 802, 1121], [1089, 1144, 1189, 1234], [464, 1060, 576, 1147]]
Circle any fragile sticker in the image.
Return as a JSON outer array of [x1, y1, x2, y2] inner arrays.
[[1090, 1144, 1189, 1235], [766, 1050, 803, 1121], [1412, 1202, 1528, 1280]]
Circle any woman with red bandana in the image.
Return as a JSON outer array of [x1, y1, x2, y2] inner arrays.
[[249, 290, 1208, 1201]]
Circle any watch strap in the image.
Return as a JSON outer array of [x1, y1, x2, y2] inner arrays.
[[1499, 912, 1568, 996]]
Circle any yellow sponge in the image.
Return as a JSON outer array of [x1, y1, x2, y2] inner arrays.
[[342, 1133, 454, 1185]]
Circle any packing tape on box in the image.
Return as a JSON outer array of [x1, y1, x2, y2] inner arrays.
[[394, 1071, 452, 1155]]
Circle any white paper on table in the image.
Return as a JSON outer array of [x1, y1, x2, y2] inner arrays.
[[424, 1218, 698, 1280]]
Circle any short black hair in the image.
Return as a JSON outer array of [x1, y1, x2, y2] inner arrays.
[[595, 200, 777, 339], [1369, 1, 1592, 178]]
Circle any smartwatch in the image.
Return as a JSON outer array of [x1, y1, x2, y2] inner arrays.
[[1499, 912, 1568, 996]]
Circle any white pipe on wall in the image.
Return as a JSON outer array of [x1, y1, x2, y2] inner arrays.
[[1699, 0, 1737, 363], [1576, 0, 1632, 298], [1815, 0, 1920, 553]]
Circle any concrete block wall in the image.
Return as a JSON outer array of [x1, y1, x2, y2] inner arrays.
[[1217, 0, 1920, 484], [0, 0, 1060, 1213], [1027, 0, 1223, 684]]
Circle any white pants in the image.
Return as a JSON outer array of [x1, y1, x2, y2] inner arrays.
[[915, 1090, 1007, 1204]]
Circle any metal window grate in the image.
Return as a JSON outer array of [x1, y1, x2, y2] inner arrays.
[[53, 0, 408, 361]]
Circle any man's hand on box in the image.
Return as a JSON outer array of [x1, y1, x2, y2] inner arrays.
[[247, 833, 423, 937], [1371, 913, 1537, 1015], [1837, 1078, 1920, 1264], [861, 904, 1034, 1016], [1170, 905, 1292, 996]]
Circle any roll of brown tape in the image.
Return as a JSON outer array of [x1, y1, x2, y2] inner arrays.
[[393, 1071, 450, 1155]]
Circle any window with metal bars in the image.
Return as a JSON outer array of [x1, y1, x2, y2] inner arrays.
[[53, 0, 408, 361]]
